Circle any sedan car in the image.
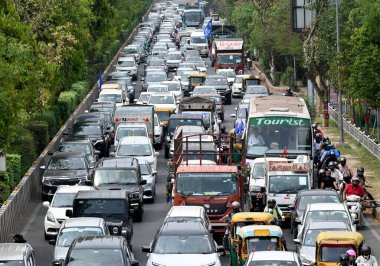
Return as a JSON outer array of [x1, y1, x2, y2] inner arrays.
[[148, 93, 177, 113], [139, 159, 157, 203], [245, 251, 302, 266], [142, 71, 167, 91]]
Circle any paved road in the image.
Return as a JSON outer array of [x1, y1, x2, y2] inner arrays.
[[15, 0, 380, 265]]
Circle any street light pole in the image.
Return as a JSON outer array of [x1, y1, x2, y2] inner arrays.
[[336, 0, 344, 144]]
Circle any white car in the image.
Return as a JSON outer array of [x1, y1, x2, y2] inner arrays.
[[50, 217, 108, 261], [136, 92, 151, 104], [116, 136, 158, 171], [115, 56, 138, 80], [143, 220, 223, 266], [245, 251, 302, 266], [166, 51, 183, 71], [161, 81, 183, 101], [216, 69, 236, 85], [114, 123, 149, 148], [165, 206, 212, 232], [43, 185, 93, 240], [147, 84, 169, 94], [98, 89, 127, 107], [148, 93, 178, 113], [232, 74, 246, 97]]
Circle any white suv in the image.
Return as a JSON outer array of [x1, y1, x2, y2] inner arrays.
[[43, 185, 93, 240]]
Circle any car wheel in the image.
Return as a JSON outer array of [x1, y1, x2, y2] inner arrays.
[[44, 232, 51, 241]]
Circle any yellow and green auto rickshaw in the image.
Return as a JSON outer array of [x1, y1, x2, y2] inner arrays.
[[242, 75, 260, 93], [186, 73, 207, 96], [236, 225, 285, 266], [229, 213, 275, 266], [315, 231, 364, 266]]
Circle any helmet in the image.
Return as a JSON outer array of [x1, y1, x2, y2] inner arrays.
[[231, 201, 240, 210], [328, 161, 335, 168], [357, 167, 364, 175], [220, 125, 226, 133], [339, 254, 349, 262], [318, 169, 325, 176], [346, 249, 356, 257], [315, 133, 322, 141], [268, 199, 276, 208], [361, 245, 371, 257], [312, 123, 317, 129], [339, 157, 347, 164]]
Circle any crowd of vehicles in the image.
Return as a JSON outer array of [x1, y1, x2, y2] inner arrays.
[[1, 1, 379, 266]]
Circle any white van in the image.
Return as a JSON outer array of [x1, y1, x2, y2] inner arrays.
[[190, 30, 209, 57]]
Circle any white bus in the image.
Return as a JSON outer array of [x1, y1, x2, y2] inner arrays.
[[245, 96, 312, 163]]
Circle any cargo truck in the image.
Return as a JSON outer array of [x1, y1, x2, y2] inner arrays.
[[212, 38, 244, 74]]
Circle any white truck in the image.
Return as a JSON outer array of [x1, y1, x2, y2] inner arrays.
[[265, 155, 313, 220]]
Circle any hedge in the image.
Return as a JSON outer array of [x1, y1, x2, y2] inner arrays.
[[0, 154, 22, 203], [33, 110, 58, 139], [57, 91, 78, 120], [8, 127, 36, 173], [71, 81, 90, 103], [28, 121, 49, 155]]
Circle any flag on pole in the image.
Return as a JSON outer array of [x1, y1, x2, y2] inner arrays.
[[97, 70, 102, 91], [281, 147, 288, 158], [204, 19, 212, 39]]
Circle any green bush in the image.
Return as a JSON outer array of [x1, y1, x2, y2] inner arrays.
[[33, 110, 58, 139], [280, 67, 295, 88], [5, 154, 21, 188], [57, 91, 78, 120], [71, 81, 90, 103], [0, 180, 10, 203], [28, 121, 49, 155], [8, 127, 36, 173]]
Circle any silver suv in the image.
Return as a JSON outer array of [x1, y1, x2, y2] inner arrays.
[[0, 243, 36, 265]]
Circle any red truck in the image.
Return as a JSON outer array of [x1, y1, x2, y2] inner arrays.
[[212, 38, 244, 74]]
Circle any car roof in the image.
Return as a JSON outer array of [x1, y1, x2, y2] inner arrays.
[[55, 185, 94, 194], [97, 157, 138, 168], [160, 220, 208, 235], [52, 152, 84, 158], [72, 236, 124, 249], [249, 251, 297, 261], [119, 136, 151, 145], [308, 203, 345, 211], [168, 206, 204, 218], [0, 243, 31, 260], [63, 217, 104, 227], [306, 221, 349, 230], [298, 189, 339, 197], [75, 189, 128, 200]]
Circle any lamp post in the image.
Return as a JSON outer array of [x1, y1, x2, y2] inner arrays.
[[336, 0, 344, 144]]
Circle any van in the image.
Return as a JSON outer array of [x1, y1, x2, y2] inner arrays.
[[190, 30, 209, 57]]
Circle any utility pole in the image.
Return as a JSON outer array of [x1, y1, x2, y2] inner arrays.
[[336, 0, 344, 144]]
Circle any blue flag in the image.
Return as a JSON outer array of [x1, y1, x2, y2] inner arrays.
[[204, 19, 212, 39], [238, 120, 244, 135], [97, 70, 102, 91], [234, 120, 240, 134]]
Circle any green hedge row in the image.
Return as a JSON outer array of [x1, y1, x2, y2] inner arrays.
[[0, 154, 21, 203]]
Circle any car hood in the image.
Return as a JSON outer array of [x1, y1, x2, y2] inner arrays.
[[44, 169, 88, 178], [54, 246, 70, 261], [148, 253, 220, 266], [299, 245, 316, 263], [250, 178, 265, 188], [48, 207, 71, 220], [142, 175, 155, 183]]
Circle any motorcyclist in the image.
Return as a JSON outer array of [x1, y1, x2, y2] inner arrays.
[[353, 167, 374, 200], [339, 254, 350, 266], [314, 133, 323, 150], [338, 157, 353, 178], [284, 87, 294, 97], [312, 123, 325, 137], [356, 245, 378, 266], [222, 201, 241, 252], [320, 169, 338, 190], [328, 161, 343, 184], [343, 177, 367, 201], [346, 249, 357, 266], [318, 168, 326, 188], [264, 199, 283, 225]]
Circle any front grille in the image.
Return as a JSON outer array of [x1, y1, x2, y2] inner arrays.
[[186, 203, 228, 215], [50, 179, 80, 186]]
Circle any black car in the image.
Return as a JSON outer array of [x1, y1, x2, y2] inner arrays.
[[53, 236, 139, 266], [290, 189, 341, 238], [57, 139, 100, 167], [40, 152, 94, 201], [91, 158, 146, 222], [89, 102, 116, 117], [67, 190, 134, 246], [76, 112, 115, 144], [204, 75, 232, 105], [70, 121, 111, 157]]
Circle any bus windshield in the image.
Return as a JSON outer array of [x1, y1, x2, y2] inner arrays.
[[246, 116, 312, 157], [183, 11, 202, 26]]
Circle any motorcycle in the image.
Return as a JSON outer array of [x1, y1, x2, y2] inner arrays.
[[346, 195, 362, 227]]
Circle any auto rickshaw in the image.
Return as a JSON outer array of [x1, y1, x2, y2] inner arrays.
[[154, 106, 175, 126], [229, 213, 275, 266], [242, 75, 260, 93], [236, 225, 285, 266], [186, 73, 207, 96], [315, 231, 364, 266]]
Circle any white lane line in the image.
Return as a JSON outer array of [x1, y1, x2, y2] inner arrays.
[[21, 203, 42, 235], [364, 216, 380, 243]]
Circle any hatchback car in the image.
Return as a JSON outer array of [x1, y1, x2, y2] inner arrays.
[[0, 243, 36, 265], [139, 159, 157, 203], [165, 206, 212, 232]]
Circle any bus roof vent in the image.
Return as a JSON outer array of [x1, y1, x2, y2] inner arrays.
[[270, 107, 289, 112]]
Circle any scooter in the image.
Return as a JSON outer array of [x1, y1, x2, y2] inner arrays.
[[346, 195, 362, 227]]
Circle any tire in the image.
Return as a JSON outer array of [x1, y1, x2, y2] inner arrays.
[[44, 232, 50, 241]]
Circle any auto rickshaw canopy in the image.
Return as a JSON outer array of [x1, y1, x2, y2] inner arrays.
[[232, 212, 274, 225], [316, 231, 364, 246], [237, 225, 283, 239]]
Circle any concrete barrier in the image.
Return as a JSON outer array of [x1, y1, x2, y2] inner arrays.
[[0, 4, 152, 243]]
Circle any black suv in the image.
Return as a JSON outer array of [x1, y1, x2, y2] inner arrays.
[[70, 121, 111, 157], [57, 139, 100, 167], [91, 158, 146, 222], [53, 236, 139, 266], [67, 190, 134, 246], [40, 152, 94, 201], [204, 75, 232, 105], [89, 102, 116, 117]]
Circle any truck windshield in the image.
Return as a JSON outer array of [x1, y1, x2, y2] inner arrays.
[[268, 175, 308, 194], [168, 118, 203, 134], [74, 199, 126, 218], [176, 173, 237, 196], [217, 55, 243, 64], [94, 169, 138, 186]]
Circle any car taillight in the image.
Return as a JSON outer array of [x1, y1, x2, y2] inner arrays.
[[293, 202, 297, 209]]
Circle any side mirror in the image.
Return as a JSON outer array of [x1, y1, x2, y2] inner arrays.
[[176, 100, 180, 104], [94, 150, 101, 156], [43, 201, 50, 208], [295, 218, 301, 224], [269, 91, 273, 95], [152, 171, 157, 176], [155, 152, 159, 156], [230, 113, 236, 118], [141, 77, 145, 81], [134, 99, 138, 103], [139, 179, 147, 185], [293, 239, 301, 245], [132, 82, 137, 86], [49, 239, 56, 246], [66, 209, 73, 218], [40, 165, 46, 170], [216, 246, 225, 253], [141, 246, 151, 253]]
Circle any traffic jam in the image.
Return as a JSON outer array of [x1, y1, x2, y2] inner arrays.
[[2, 1, 379, 266]]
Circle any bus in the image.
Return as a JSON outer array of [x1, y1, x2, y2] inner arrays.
[[183, 9, 204, 28], [245, 96, 312, 163]]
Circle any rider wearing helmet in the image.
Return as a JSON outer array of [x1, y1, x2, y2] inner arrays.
[[339, 254, 350, 266], [329, 161, 343, 184], [222, 201, 241, 252], [338, 156, 353, 178], [346, 249, 357, 266], [264, 199, 283, 224], [356, 245, 378, 266]]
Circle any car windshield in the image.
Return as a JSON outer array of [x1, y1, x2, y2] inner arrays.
[[163, 83, 181, 91], [67, 249, 123, 265], [124, 47, 138, 53], [75, 199, 126, 218], [146, 73, 167, 82], [303, 228, 348, 246], [268, 175, 308, 194], [156, 111, 171, 122], [116, 127, 147, 140], [117, 60, 135, 67], [246, 86, 268, 95], [218, 71, 235, 78], [48, 157, 86, 170], [148, 86, 168, 93], [205, 78, 227, 86], [168, 118, 203, 133], [246, 237, 279, 254], [139, 94, 150, 102], [153, 235, 214, 254], [140, 164, 151, 175], [193, 88, 215, 94], [235, 76, 243, 83], [52, 193, 77, 207], [248, 261, 298, 266], [57, 227, 103, 247], [98, 94, 122, 103], [168, 53, 182, 60], [176, 173, 237, 196], [176, 68, 193, 76], [320, 247, 355, 262], [73, 124, 102, 136], [306, 210, 349, 223], [252, 162, 265, 179], [0, 261, 24, 265], [298, 195, 340, 210], [149, 60, 165, 66], [148, 95, 175, 105], [94, 169, 138, 186], [194, 62, 206, 68], [58, 143, 92, 155], [217, 54, 243, 64], [117, 143, 152, 156], [191, 36, 207, 44]]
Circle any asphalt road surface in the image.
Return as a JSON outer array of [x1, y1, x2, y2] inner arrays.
[[14, 0, 380, 265]]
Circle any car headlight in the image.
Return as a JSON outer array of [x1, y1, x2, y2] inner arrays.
[[250, 186, 262, 192], [301, 256, 313, 265], [129, 192, 140, 199], [47, 211, 55, 222], [152, 263, 166, 266]]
